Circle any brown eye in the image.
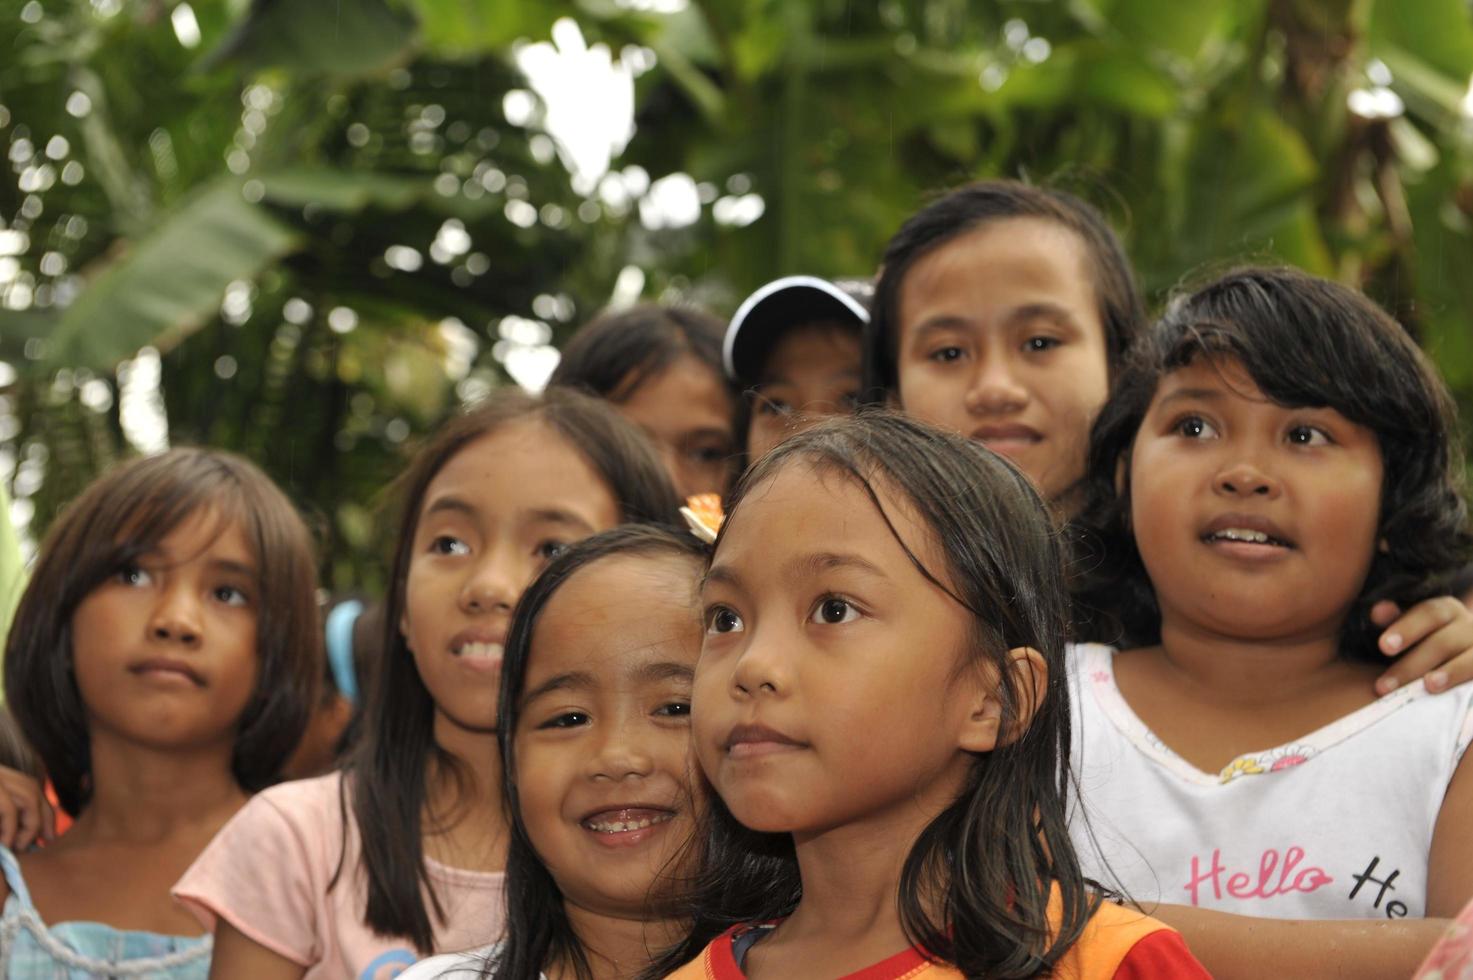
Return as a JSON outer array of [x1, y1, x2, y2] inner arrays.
[[812, 597, 858, 625], [706, 606, 743, 634]]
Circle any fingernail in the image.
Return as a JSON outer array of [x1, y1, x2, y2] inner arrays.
[[1429, 671, 1448, 692], [1383, 633, 1403, 653], [1378, 676, 1399, 695]]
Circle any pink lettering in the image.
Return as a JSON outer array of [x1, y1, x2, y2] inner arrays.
[[1183, 847, 1334, 906]]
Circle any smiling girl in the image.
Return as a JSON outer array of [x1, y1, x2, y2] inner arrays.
[[1, 449, 320, 978], [1069, 267, 1473, 977], [655, 413, 1208, 979], [175, 389, 681, 980], [401, 525, 708, 980]]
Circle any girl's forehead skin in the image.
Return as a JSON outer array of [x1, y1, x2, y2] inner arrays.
[[528, 554, 703, 678], [421, 419, 622, 531], [713, 465, 949, 596], [899, 217, 1102, 339]]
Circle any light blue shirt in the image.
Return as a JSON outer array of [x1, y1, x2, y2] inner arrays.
[[0, 846, 212, 978]]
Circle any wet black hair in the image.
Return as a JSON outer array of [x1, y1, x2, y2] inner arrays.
[[488, 525, 708, 980], [647, 410, 1095, 979], [862, 179, 1145, 401], [343, 387, 683, 952], [1070, 265, 1471, 659]]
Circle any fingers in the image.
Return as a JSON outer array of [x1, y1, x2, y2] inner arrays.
[[1370, 600, 1402, 628], [0, 766, 50, 851], [1376, 596, 1473, 696]]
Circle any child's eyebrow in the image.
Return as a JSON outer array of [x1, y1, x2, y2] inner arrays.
[[209, 558, 257, 578], [1002, 301, 1083, 333], [795, 551, 890, 582], [1154, 386, 1226, 409], [627, 660, 694, 685], [909, 315, 973, 339], [521, 670, 596, 704], [523, 508, 597, 534], [424, 495, 478, 520]]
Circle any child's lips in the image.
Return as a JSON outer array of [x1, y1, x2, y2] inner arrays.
[[1199, 513, 1296, 555], [724, 722, 807, 759], [579, 806, 677, 847], [128, 658, 205, 686], [449, 628, 506, 672], [972, 424, 1043, 456]]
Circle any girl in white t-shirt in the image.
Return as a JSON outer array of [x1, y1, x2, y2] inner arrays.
[[175, 388, 681, 980], [403, 525, 708, 980], [1068, 266, 1473, 978]]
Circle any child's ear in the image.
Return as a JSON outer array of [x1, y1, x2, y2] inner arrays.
[[957, 646, 1049, 754]]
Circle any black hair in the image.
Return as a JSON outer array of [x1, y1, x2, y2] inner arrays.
[[549, 303, 731, 405], [862, 179, 1145, 401], [4, 448, 321, 816], [647, 410, 1095, 979], [343, 386, 683, 952], [488, 525, 709, 980], [1070, 265, 1471, 659]]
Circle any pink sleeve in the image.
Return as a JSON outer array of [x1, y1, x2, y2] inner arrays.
[[1111, 930, 1213, 980], [172, 789, 325, 967]]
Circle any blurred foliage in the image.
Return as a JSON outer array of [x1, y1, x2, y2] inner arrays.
[[0, 0, 1471, 592]]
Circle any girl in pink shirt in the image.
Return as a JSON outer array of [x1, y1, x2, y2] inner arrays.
[[175, 388, 681, 979]]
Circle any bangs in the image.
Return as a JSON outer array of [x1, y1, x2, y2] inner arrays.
[[79, 462, 259, 594]]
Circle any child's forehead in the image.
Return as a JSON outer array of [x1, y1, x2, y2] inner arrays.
[[540, 552, 702, 633], [116, 498, 257, 564], [528, 556, 702, 680], [715, 461, 946, 582]]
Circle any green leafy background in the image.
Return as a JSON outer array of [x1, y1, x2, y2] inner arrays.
[[1, 0, 1470, 592]]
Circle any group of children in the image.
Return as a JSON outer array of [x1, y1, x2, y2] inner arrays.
[[1, 178, 1472, 980]]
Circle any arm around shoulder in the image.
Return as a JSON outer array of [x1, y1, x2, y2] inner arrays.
[[1148, 904, 1447, 980]]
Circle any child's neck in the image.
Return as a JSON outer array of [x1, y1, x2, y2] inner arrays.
[[553, 905, 685, 980], [748, 775, 966, 978], [423, 711, 507, 873], [70, 731, 246, 844], [1156, 613, 1349, 704]]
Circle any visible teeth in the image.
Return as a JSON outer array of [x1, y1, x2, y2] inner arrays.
[[1212, 528, 1271, 544], [586, 812, 674, 834], [457, 642, 504, 660]]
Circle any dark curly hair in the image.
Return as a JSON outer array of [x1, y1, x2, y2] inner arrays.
[[1070, 266, 1471, 660]]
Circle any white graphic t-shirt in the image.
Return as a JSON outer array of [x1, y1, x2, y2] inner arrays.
[[1067, 643, 1473, 920]]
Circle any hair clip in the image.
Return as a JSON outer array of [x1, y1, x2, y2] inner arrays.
[[679, 493, 724, 544]]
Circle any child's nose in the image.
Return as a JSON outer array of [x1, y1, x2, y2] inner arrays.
[[588, 720, 656, 780], [730, 632, 791, 698], [458, 548, 522, 615], [1213, 461, 1281, 498], [150, 590, 203, 646], [964, 356, 1029, 414]]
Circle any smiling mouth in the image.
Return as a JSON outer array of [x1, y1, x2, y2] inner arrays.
[[581, 808, 676, 834], [1202, 527, 1293, 548], [453, 641, 503, 661]]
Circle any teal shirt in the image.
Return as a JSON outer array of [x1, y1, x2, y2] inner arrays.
[[0, 846, 212, 978]]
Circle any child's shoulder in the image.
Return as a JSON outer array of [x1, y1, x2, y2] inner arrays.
[[1065, 899, 1209, 979], [243, 769, 349, 822]]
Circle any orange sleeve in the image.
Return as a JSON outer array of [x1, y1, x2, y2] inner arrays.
[[1110, 930, 1213, 979]]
